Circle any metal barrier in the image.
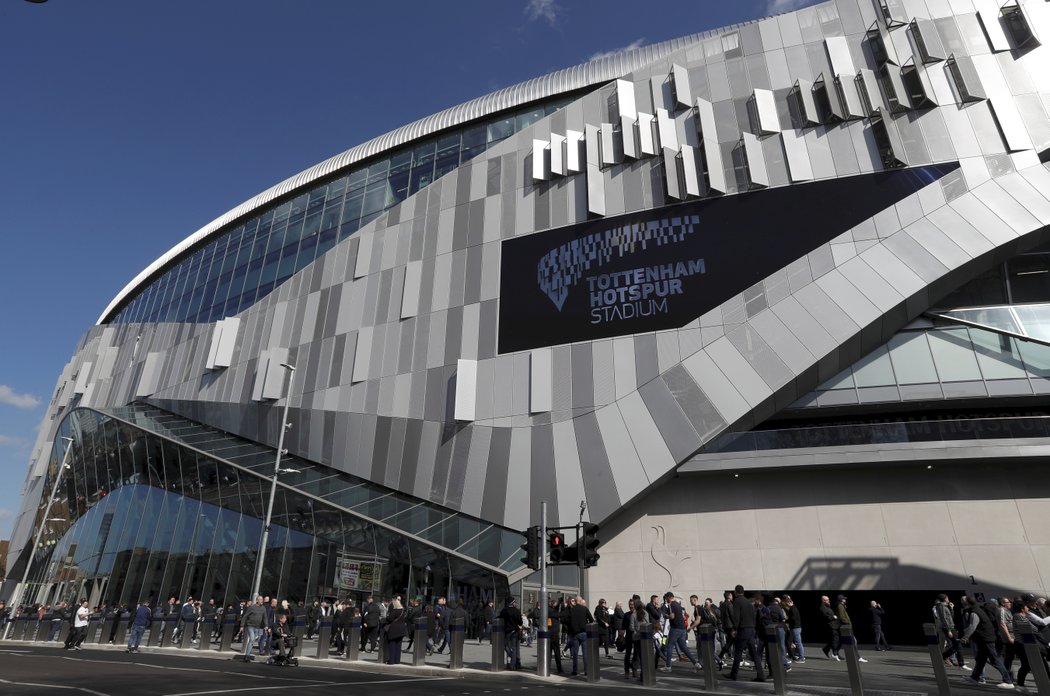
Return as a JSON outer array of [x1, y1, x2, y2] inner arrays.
[[17, 616, 33, 641], [586, 622, 601, 683], [921, 623, 951, 696], [58, 619, 71, 646], [763, 624, 787, 696], [839, 624, 866, 696], [315, 619, 332, 659], [163, 615, 178, 647], [148, 615, 164, 647], [639, 622, 656, 686], [86, 616, 102, 644], [292, 617, 306, 652], [699, 624, 719, 691], [1016, 620, 1050, 695], [450, 616, 465, 670], [347, 617, 361, 661], [536, 629, 550, 678], [113, 615, 129, 647], [219, 617, 236, 652], [34, 616, 50, 642], [413, 618, 427, 666], [197, 617, 215, 651], [179, 620, 195, 649], [97, 614, 112, 645], [490, 618, 505, 671]]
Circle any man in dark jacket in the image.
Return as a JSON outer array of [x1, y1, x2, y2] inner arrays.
[[960, 596, 1014, 687], [498, 598, 524, 670], [547, 598, 565, 673], [594, 599, 612, 657], [433, 597, 449, 653], [362, 596, 382, 652], [126, 600, 152, 653], [727, 585, 765, 682], [240, 596, 267, 660], [870, 600, 891, 651], [820, 595, 840, 660], [567, 596, 595, 676]]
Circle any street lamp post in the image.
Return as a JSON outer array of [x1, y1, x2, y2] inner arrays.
[[250, 362, 296, 600], [3, 436, 74, 639]]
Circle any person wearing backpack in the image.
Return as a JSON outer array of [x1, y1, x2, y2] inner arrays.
[[960, 596, 1014, 689]]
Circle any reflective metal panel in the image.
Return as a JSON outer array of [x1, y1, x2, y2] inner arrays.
[[565, 129, 584, 173], [878, 0, 908, 28], [945, 54, 987, 103], [664, 146, 683, 200], [978, 7, 1012, 52], [637, 112, 657, 155], [621, 116, 639, 159], [867, 20, 900, 66], [910, 17, 948, 63], [857, 70, 886, 115], [671, 63, 693, 109], [752, 88, 782, 134], [136, 352, 162, 397], [530, 348, 552, 413], [550, 133, 566, 176], [532, 139, 549, 181], [988, 98, 1034, 152], [586, 124, 605, 215], [681, 144, 702, 197], [824, 35, 857, 75], [1000, 3, 1041, 48], [742, 133, 769, 188], [694, 98, 728, 194], [401, 260, 422, 319], [793, 78, 820, 126], [616, 79, 637, 120], [657, 108, 679, 150], [214, 317, 239, 369], [781, 129, 814, 181], [600, 123, 620, 166], [879, 64, 912, 112], [454, 359, 477, 422], [870, 109, 909, 168], [261, 347, 291, 398], [815, 73, 846, 121], [835, 75, 866, 119]]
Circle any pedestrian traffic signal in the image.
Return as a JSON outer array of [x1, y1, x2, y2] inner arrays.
[[581, 522, 601, 568], [520, 525, 541, 570], [548, 530, 577, 565]]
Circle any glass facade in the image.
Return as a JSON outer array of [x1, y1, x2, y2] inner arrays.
[[18, 405, 516, 611], [107, 98, 574, 326]]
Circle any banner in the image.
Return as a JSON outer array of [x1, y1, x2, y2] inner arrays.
[[335, 555, 383, 592]]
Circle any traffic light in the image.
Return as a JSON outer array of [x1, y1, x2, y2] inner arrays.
[[520, 525, 541, 570], [548, 529, 577, 565], [581, 522, 601, 567]]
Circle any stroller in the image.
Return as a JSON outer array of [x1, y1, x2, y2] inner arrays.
[[266, 632, 299, 667]]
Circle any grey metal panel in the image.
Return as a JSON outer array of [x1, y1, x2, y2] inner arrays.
[[705, 334, 776, 407], [621, 116, 639, 160], [837, 75, 866, 119], [681, 144, 703, 197], [794, 78, 821, 126], [911, 17, 948, 62], [724, 323, 793, 391], [814, 268, 883, 328], [880, 227, 950, 283], [680, 347, 751, 425], [947, 191, 1020, 248], [792, 282, 861, 344], [825, 35, 857, 75], [671, 63, 693, 109], [531, 139, 549, 181], [136, 351, 163, 397], [664, 146, 683, 200], [550, 133, 566, 175], [637, 112, 657, 155], [594, 403, 651, 498], [781, 129, 814, 181], [656, 108, 679, 150], [749, 306, 816, 374], [613, 336, 636, 399], [977, 7, 1011, 52], [600, 123, 620, 166], [573, 412, 621, 520], [752, 88, 782, 134], [530, 348, 552, 413], [996, 172, 1050, 226], [742, 133, 769, 188], [565, 129, 584, 173], [638, 377, 702, 461], [616, 78, 637, 120], [617, 390, 677, 482], [552, 420, 588, 528], [970, 179, 1044, 233], [695, 98, 728, 193]]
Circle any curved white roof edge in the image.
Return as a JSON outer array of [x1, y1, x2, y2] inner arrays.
[[98, 23, 753, 325]]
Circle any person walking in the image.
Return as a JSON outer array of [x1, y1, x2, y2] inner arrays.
[[498, 598, 524, 670], [820, 595, 840, 660], [783, 595, 804, 662], [566, 596, 594, 676], [835, 596, 867, 662], [960, 596, 1014, 689], [239, 596, 267, 660], [662, 592, 701, 673], [64, 599, 90, 651], [727, 585, 766, 682], [870, 600, 892, 651], [383, 598, 407, 665], [934, 594, 968, 670], [126, 600, 152, 653]]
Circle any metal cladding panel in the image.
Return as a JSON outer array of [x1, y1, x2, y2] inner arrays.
[[616, 78, 637, 119], [857, 69, 885, 115], [824, 35, 857, 75], [565, 129, 584, 173], [656, 108, 679, 151], [664, 146, 683, 199], [213, 317, 240, 368], [550, 133, 566, 175], [400, 260, 422, 319], [837, 75, 866, 119], [695, 98, 727, 193], [742, 132, 770, 188], [600, 123, 620, 166], [671, 63, 693, 109], [978, 7, 1012, 52], [681, 144, 703, 196], [454, 359, 477, 422], [531, 139, 550, 181], [753, 88, 782, 134], [781, 129, 814, 182], [135, 352, 163, 397], [638, 112, 657, 155], [73, 362, 92, 395], [794, 78, 820, 125], [529, 347, 553, 413], [621, 115, 639, 159]]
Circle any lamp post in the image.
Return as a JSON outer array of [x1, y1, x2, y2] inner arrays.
[[250, 362, 296, 600], [3, 436, 74, 639]]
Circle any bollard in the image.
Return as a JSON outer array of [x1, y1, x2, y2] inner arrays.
[[315, 619, 332, 659], [449, 616, 465, 670], [58, 619, 71, 646], [922, 623, 952, 696], [699, 624, 719, 692], [586, 621, 601, 683], [490, 618, 505, 672], [1016, 621, 1050, 695], [413, 618, 427, 666], [763, 624, 787, 696], [839, 624, 866, 696], [219, 617, 236, 652], [86, 615, 102, 644], [148, 615, 164, 647], [35, 616, 50, 642], [19, 616, 33, 641], [536, 629, 550, 678], [113, 614, 129, 647], [378, 626, 388, 664], [197, 617, 215, 651], [180, 620, 195, 649], [162, 614, 178, 647], [640, 622, 656, 686], [347, 617, 362, 661], [292, 617, 306, 652], [97, 613, 112, 645]]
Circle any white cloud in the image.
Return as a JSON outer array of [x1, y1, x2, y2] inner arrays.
[[0, 434, 28, 449], [764, 0, 818, 15], [524, 0, 559, 27], [0, 508, 12, 520], [588, 38, 646, 62], [0, 385, 40, 410]]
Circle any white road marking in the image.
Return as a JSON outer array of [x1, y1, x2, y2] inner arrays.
[[163, 676, 455, 696], [0, 677, 112, 696]]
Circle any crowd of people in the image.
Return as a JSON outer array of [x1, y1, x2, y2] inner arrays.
[[2, 587, 1048, 688]]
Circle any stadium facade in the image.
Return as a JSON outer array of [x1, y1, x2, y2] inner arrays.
[[5, 0, 1050, 619]]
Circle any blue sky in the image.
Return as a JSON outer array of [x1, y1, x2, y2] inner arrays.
[[0, 0, 817, 540]]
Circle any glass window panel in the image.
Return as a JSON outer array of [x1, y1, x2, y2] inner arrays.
[[853, 345, 896, 387], [927, 328, 982, 381], [347, 168, 367, 195], [1014, 304, 1050, 342], [487, 118, 514, 143], [887, 331, 938, 384], [970, 328, 1026, 379]]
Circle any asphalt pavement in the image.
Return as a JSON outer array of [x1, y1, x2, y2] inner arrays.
[[0, 632, 1036, 696]]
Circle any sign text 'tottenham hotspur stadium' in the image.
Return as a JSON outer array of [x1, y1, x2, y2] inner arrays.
[[536, 215, 705, 326]]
